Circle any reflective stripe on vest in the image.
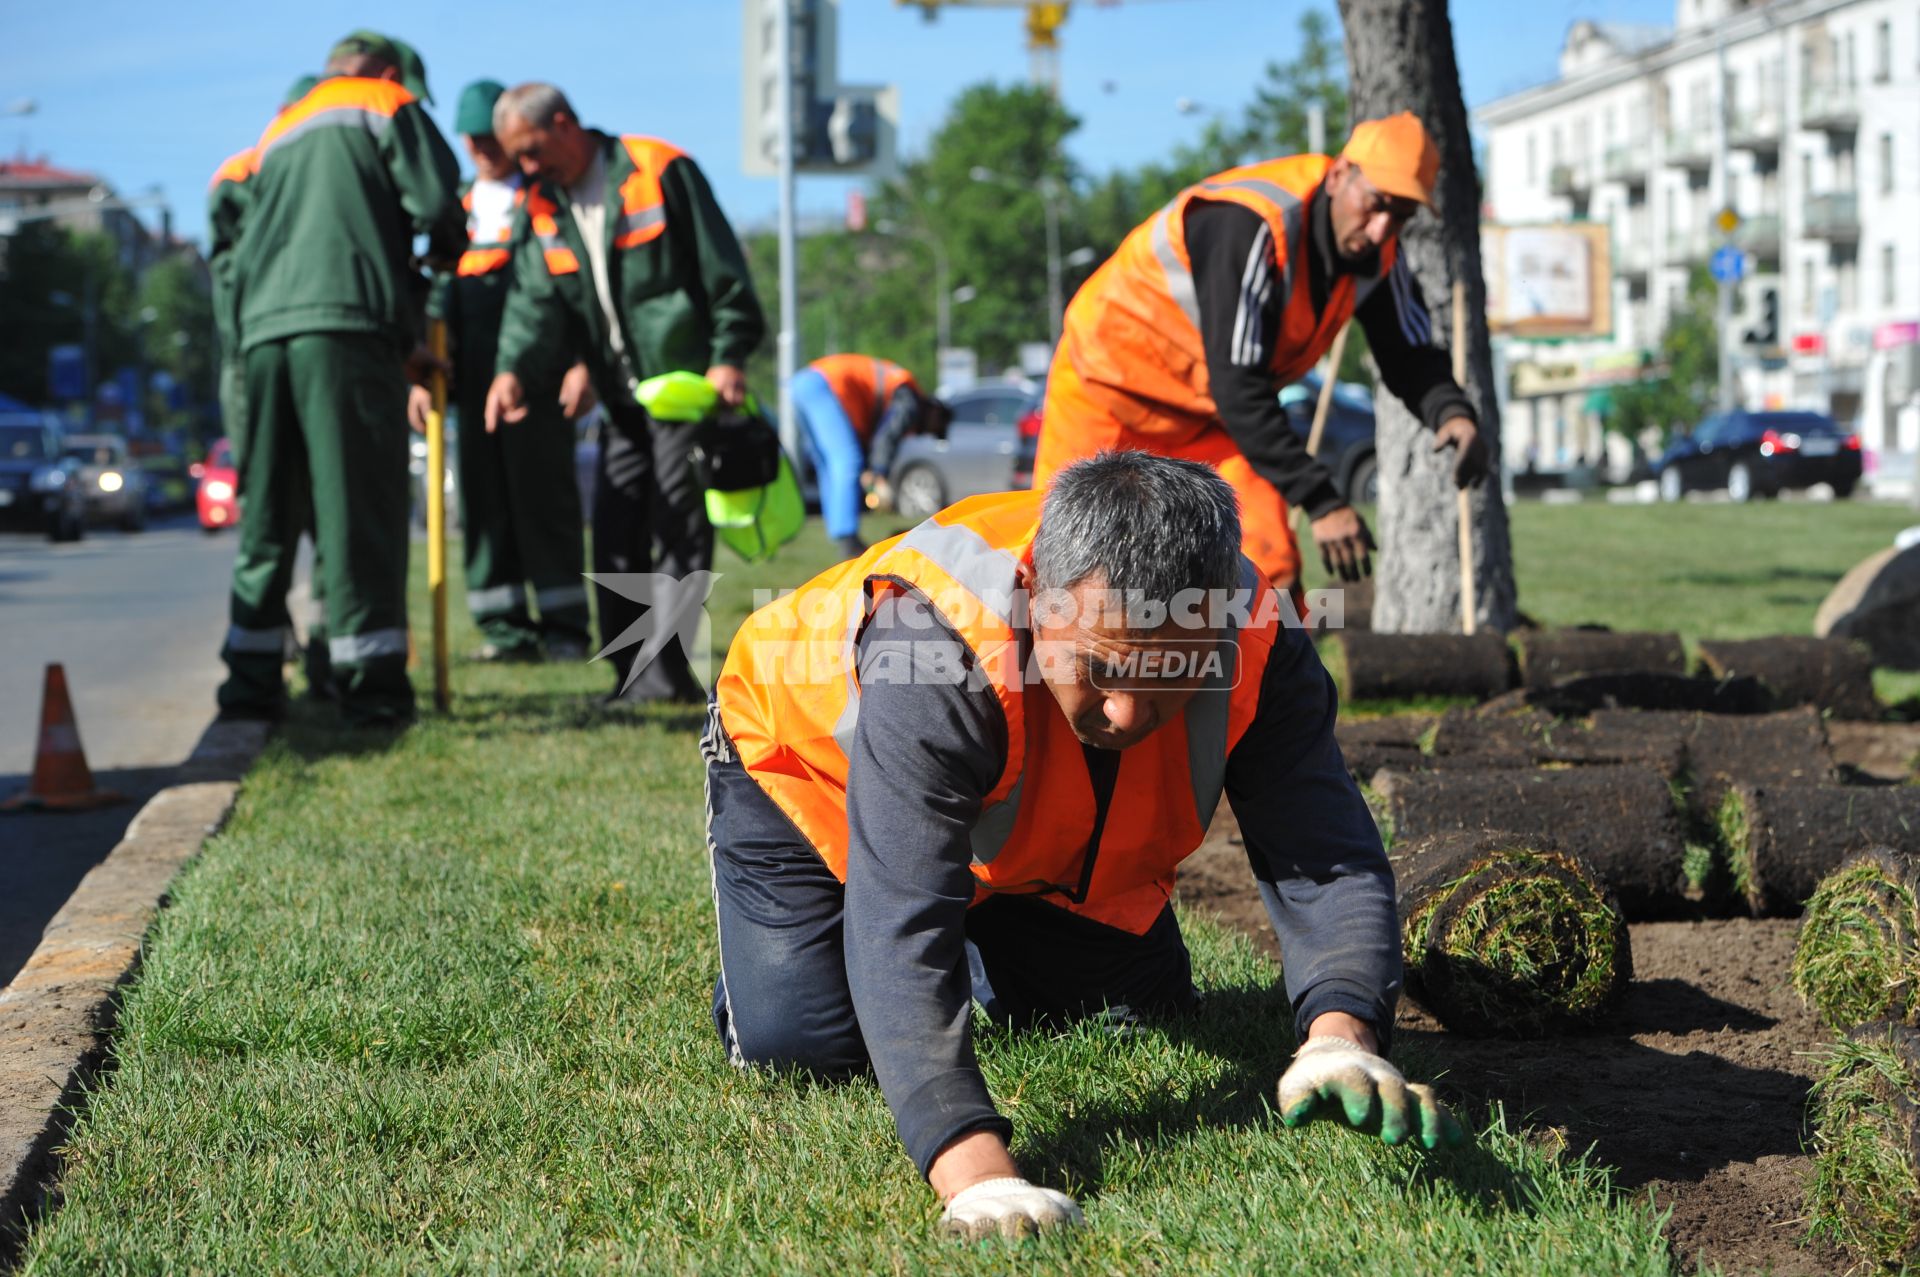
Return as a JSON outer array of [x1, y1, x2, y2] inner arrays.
[[612, 135, 684, 249], [208, 149, 255, 191], [811, 353, 916, 439], [714, 488, 1281, 936], [255, 77, 413, 165], [457, 182, 522, 277], [525, 190, 579, 276]]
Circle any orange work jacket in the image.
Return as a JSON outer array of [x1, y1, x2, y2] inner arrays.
[[715, 489, 1280, 935]]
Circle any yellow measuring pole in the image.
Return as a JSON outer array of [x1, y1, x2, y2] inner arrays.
[[426, 317, 451, 712]]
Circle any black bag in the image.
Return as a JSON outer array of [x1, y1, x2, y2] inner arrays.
[[688, 408, 784, 493]]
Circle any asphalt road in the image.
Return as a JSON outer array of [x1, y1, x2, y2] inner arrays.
[[0, 514, 246, 986]]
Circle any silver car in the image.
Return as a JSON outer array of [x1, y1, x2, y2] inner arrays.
[[62, 433, 149, 532], [886, 382, 1033, 518]]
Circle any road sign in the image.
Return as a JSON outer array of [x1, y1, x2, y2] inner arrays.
[[1710, 245, 1747, 284], [1715, 207, 1741, 235]]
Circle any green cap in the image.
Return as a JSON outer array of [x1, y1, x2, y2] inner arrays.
[[388, 38, 433, 106], [329, 29, 399, 70], [283, 74, 320, 107], [456, 79, 506, 137]]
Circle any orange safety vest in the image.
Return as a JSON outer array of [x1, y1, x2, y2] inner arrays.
[[810, 353, 918, 443], [207, 149, 255, 191], [715, 489, 1281, 936], [526, 135, 685, 278], [456, 178, 524, 278], [1035, 154, 1397, 588]]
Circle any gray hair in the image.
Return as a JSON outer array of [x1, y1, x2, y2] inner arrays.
[[1030, 451, 1243, 616], [495, 82, 576, 135]]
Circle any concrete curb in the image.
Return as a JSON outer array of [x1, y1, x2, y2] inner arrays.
[[0, 718, 268, 1249]]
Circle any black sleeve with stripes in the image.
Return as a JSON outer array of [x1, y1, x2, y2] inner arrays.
[[1186, 201, 1346, 521], [1354, 253, 1478, 433]]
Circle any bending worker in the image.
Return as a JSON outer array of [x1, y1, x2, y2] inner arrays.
[[704, 450, 1462, 1240], [425, 78, 591, 664], [218, 31, 463, 727], [485, 82, 766, 704], [793, 352, 953, 559], [1035, 112, 1489, 593]]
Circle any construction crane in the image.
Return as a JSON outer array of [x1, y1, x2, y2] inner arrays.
[[894, 1, 1127, 96]]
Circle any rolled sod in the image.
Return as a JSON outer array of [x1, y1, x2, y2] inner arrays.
[[1719, 784, 1920, 917], [1794, 847, 1920, 1031], [1332, 632, 1513, 703], [1513, 629, 1686, 690], [1334, 714, 1433, 783], [1430, 706, 1687, 773], [1376, 764, 1691, 918], [1807, 1021, 1920, 1269], [1525, 671, 1776, 717], [1672, 706, 1836, 823], [1394, 830, 1631, 1037], [1696, 636, 1880, 720]]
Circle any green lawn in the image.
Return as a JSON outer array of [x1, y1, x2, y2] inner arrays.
[[13, 500, 1916, 1273]]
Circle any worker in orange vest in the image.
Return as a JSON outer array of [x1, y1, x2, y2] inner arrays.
[[794, 352, 952, 558], [1034, 113, 1488, 594], [703, 451, 1461, 1240]]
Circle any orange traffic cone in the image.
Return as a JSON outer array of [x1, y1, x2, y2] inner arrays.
[[0, 663, 128, 813]]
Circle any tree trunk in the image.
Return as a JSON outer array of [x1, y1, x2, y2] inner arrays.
[[1336, 0, 1517, 634]]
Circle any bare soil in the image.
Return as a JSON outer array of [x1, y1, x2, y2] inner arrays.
[[1177, 810, 1849, 1276]]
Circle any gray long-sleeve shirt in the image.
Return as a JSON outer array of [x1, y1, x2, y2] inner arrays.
[[840, 589, 1401, 1176]]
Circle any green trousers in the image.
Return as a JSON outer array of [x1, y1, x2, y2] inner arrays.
[[220, 332, 413, 725], [454, 364, 589, 652]]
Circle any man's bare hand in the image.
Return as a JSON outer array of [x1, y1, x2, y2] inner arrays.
[[485, 371, 529, 434], [406, 385, 433, 434], [1310, 505, 1376, 582], [706, 364, 747, 408], [1435, 416, 1489, 489], [559, 363, 597, 419]]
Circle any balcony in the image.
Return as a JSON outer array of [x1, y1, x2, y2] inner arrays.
[[1800, 80, 1860, 132], [1603, 144, 1649, 184], [1664, 127, 1714, 171], [1737, 213, 1782, 262], [1664, 226, 1711, 263], [1612, 235, 1653, 278], [1729, 108, 1782, 153], [1803, 191, 1860, 241], [1549, 163, 1592, 197]]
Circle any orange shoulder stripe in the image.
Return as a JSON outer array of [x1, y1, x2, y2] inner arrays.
[[256, 76, 415, 154], [208, 149, 255, 191]]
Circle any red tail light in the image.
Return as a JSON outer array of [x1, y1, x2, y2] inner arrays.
[[1017, 407, 1043, 439], [1759, 428, 1799, 456], [1842, 433, 1862, 451]]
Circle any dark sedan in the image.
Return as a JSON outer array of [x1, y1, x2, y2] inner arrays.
[[1656, 409, 1862, 502], [0, 417, 86, 541]]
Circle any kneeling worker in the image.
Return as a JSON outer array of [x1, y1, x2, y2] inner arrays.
[[793, 352, 951, 559], [704, 450, 1462, 1240]]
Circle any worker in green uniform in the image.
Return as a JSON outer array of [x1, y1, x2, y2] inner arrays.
[[485, 81, 766, 704], [217, 31, 464, 727], [421, 78, 592, 662]]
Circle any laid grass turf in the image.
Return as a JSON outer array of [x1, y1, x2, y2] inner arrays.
[[13, 499, 1918, 1271], [1807, 1023, 1920, 1269]]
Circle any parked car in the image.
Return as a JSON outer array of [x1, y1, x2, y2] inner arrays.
[[197, 438, 239, 532], [0, 415, 85, 541], [1280, 371, 1379, 506], [887, 382, 1032, 518], [61, 433, 149, 531], [1654, 409, 1862, 502]]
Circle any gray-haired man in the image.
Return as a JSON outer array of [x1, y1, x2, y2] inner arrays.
[[704, 451, 1463, 1241]]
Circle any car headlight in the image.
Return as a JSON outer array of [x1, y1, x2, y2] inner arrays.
[[204, 479, 234, 501], [98, 470, 124, 493], [29, 466, 66, 491]]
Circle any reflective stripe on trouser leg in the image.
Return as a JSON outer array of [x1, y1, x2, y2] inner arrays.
[[219, 337, 309, 716], [466, 584, 521, 619], [702, 699, 748, 1068], [291, 332, 413, 723]]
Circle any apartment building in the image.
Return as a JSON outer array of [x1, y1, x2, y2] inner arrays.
[[1475, 0, 1920, 482]]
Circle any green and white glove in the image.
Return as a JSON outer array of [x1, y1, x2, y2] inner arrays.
[[940, 1177, 1084, 1241], [1276, 1036, 1466, 1149]]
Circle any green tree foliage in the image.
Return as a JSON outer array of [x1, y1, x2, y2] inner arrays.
[[0, 226, 137, 405], [1606, 266, 1718, 446], [137, 255, 218, 429]]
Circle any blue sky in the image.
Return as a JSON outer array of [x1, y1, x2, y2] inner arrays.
[[0, 0, 1675, 245]]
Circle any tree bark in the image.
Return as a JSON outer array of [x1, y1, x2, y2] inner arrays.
[[1336, 0, 1517, 634]]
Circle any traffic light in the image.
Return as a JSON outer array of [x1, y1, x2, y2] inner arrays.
[[1744, 286, 1779, 347], [827, 94, 878, 165]]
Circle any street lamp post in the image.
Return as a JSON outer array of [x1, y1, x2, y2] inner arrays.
[[969, 166, 1065, 345], [873, 218, 953, 354]]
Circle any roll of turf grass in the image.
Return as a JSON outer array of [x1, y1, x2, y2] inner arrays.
[[1794, 847, 1920, 1031], [1513, 629, 1686, 690], [1696, 636, 1880, 720], [1719, 784, 1920, 917], [1807, 1021, 1920, 1270], [1333, 632, 1513, 703], [1396, 831, 1631, 1037]]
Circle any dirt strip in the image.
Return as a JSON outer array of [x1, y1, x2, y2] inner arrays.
[[0, 719, 265, 1251]]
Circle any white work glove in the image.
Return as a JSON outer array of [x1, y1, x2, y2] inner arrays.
[[939, 1177, 1084, 1241], [1277, 1036, 1466, 1150]]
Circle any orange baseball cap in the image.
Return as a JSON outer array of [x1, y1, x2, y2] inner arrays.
[[1341, 112, 1440, 207]]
